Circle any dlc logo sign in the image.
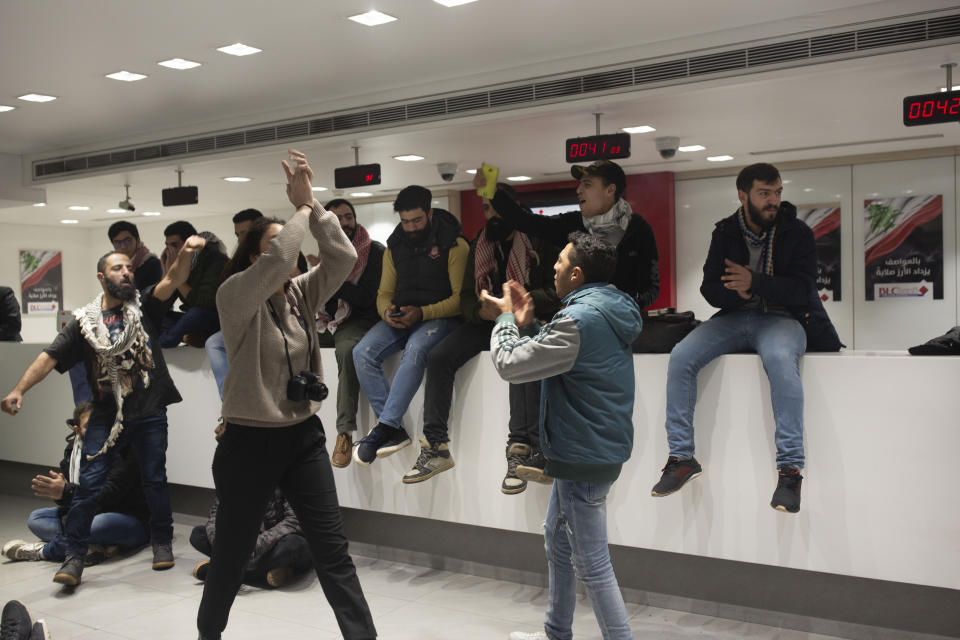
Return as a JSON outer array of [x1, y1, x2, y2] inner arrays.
[[875, 282, 932, 299]]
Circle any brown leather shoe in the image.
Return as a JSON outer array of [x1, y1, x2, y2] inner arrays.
[[331, 432, 352, 468]]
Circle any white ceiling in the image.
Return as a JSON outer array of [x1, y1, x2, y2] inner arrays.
[[3, 0, 960, 227]]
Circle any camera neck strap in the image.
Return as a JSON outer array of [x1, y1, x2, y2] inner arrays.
[[266, 295, 312, 378]]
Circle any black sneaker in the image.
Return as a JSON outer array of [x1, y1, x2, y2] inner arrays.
[[771, 467, 803, 513], [502, 442, 531, 494], [1, 600, 32, 640], [192, 559, 211, 581], [516, 449, 552, 485], [53, 555, 84, 586], [402, 437, 455, 484], [651, 456, 703, 496], [28, 620, 49, 640], [152, 541, 175, 570], [352, 423, 411, 466]]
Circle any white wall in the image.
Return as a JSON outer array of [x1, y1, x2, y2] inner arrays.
[[676, 156, 960, 350], [2, 343, 958, 592]]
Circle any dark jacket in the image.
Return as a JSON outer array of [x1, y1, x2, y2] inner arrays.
[[0, 286, 22, 342], [183, 243, 229, 310], [387, 208, 463, 308], [461, 232, 560, 324], [491, 190, 659, 310], [324, 239, 385, 322], [55, 435, 150, 529], [205, 489, 302, 557], [701, 202, 842, 352], [134, 255, 163, 294]]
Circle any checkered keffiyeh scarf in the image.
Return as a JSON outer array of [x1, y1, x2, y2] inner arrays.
[[316, 223, 372, 334], [76, 292, 154, 459], [737, 207, 776, 276], [473, 228, 538, 296]]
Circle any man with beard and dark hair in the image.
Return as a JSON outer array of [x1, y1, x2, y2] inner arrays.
[[651, 162, 841, 514], [352, 185, 469, 466], [403, 184, 560, 490], [1, 246, 192, 586], [313, 198, 384, 468]]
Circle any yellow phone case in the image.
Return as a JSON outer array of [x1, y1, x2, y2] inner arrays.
[[477, 163, 499, 199]]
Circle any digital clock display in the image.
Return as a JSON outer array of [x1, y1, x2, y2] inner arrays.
[[565, 133, 631, 163], [334, 163, 382, 189], [903, 90, 960, 126]]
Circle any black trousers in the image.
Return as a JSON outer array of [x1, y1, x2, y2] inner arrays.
[[422, 322, 541, 449], [196, 416, 376, 640], [190, 525, 313, 584]]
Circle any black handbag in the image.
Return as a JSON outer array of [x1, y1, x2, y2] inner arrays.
[[632, 308, 701, 354]]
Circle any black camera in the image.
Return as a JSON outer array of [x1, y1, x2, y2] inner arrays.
[[286, 371, 328, 402]]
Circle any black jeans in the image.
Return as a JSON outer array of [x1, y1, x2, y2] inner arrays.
[[422, 322, 540, 449], [196, 416, 376, 640], [190, 526, 313, 583]]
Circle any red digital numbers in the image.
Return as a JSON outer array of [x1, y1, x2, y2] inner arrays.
[[903, 91, 960, 126], [365, 173, 374, 183]]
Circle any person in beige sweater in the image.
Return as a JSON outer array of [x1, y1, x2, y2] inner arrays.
[[196, 150, 377, 640]]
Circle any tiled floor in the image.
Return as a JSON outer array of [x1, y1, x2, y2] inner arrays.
[[0, 494, 848, 639]]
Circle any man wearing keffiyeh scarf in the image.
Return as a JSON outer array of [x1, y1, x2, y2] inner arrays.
[[652, 163, 841, 516], [2, 247, 189, 586], [404, 184, 561, 491], [313, 199, 384, 468]]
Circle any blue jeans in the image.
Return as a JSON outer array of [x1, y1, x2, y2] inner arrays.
[[544, 479, 632, 640], [665, 310, 807, 469], [205, 331, 228, 400], [159, 307, 220, 348], [62, 409, 173, 558], [28, 507, 148, 562], [352, 318, 460, 429]]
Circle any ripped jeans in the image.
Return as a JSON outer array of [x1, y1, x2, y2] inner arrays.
[[352, 318, 460, 429], [543, 479, 633, 640]]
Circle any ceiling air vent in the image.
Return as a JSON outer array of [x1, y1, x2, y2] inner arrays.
[[583, 68, 633, 93], [635, 59, 688, 85], [490, 84, 534, 107], [689, 49, 747, 76], [110, 150, 135, 165], [369, 105, 407, 125], [407, 99, 447, 119], [333, 112, 369, 130], [134, 146, 161, 161], [214, 132, 243, 148], [36, 161, 64, 177], [64, 158, 87, 172], [447, 92, 489, 113], [87, 154, 111, 168], [277, 122, 308, 139], [187, 137, 215, 153], [160, 142, 187, 157], [535, 77, 582, 100], [748, 39, 810, 66], [856, 20, 926, 50], [928, 14, 960, 39], [811, 32, 856, 57], [310, 118, 333, 134], [245, 127, 276, 144]]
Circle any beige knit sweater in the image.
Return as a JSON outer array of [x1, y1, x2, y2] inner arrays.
[[216, 202, 357, 428]]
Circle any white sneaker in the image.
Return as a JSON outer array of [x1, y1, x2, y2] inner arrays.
[[2, 539, 45, 561], [508, 632, 548, 640]]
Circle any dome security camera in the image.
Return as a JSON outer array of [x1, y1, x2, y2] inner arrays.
[[655, 136, 680, 160], [437, 162, 458, 182]]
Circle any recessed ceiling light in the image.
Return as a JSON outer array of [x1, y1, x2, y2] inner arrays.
[[348, 10, 397, 26], [393, 154, 424, 162], [142, 211, 162, 216], [706, 155, 733, 162], [158, 58, 201, 70], [311, 186, 328, 192], [870, 192, 880, 197], [433, 0, 478, 6], [940, 85, 960, 92], [68, 205, 89, 211], [0, 105, 14, 113], [465, 169, 477, 175], [60, 219, 79, 224], [216, 43, 262, 56], [106, 208, 126, 214], [223, 176, 251, 182], [803, 188, 814, 192], [678, 145, 705, 152], [622, 125, 656, 134], [350, 192, 373, 197], [33, 202, 45, 207], [106, 71, 147, 82], [18, 94, 57, 102], [782, 180, 792, 184], [507, 176, 532, 181]]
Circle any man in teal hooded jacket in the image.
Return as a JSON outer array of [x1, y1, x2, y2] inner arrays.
[[484, 231, 641, 640]]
